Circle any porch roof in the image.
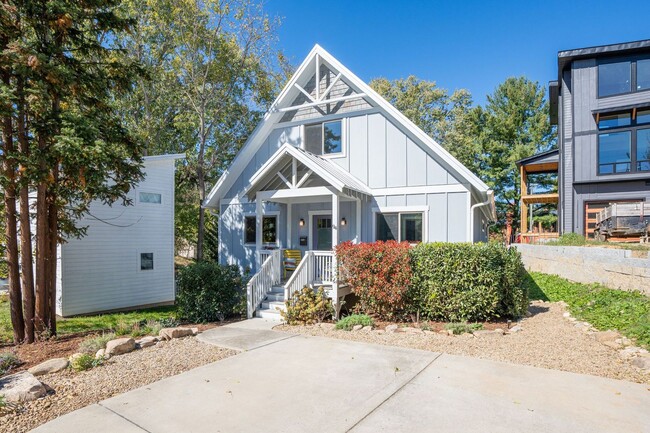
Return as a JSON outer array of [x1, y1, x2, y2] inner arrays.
[[244, 144, 372, 202]]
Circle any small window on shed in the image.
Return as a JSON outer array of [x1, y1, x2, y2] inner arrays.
[[140, 253, 154, 270], [139, 192, 162, 204]]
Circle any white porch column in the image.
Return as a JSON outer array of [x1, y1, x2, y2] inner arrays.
[[331, 193, 339, 248], [355, 199, 362, 244], [255, 192, 263, 268], [287, 202, 292, 249]]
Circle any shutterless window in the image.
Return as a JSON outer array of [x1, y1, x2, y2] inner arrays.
[[637, 128, 650, 172], [638, 109, 650, 125], [637, 59, 650, 91], [376, 212, 423, 243], [304, 124, 322, 154], [598, 131, 631, 174], [598, 61, 631, 97], [140, 253, 154, 270], [323, 120, 342, 154], [598, 112, 631, 129], [244, 215, 278, 244], [139, 192, 162, 204]]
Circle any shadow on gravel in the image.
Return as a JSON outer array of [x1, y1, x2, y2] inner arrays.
[[527, 304, 550, 317]]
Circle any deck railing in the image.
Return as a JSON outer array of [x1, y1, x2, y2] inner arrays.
[[246, 249, 282, 319], [283, 250, 336, 301]]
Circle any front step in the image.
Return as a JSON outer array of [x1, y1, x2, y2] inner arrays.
[[255, 286, 286, 321], [261, 300, 286, 311], [256, 307, 283, 320]]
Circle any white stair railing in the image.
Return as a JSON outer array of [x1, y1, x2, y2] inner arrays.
[[246, 249, 282, 318], [283, 251, 312, 301], [311, 250, 335, 284], [284, 250, 337, 301]]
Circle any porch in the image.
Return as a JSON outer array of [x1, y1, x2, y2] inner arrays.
[[243, 144, 371, 319]]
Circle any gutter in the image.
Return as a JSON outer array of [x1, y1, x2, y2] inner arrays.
[[469, 190, 495, 244]]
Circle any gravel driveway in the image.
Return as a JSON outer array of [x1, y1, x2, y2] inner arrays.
[[0, 337, 235, 433], [278, 301, 650, 385]]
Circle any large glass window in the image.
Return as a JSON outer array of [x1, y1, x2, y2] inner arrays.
[[638, 110, 650, 125], [323, 120, 342, 154], [376, 212, 423, 243], [598, 113, 631, 129], [244, 215, 278, 245], [598, 61, 631, 97], [637, 59, 650, 91], [637, 128, 650, 172], [304, 120, 343, 155], [598, 131, 631, 174]]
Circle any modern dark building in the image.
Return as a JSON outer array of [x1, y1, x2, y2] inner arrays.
[[550, 39, 650, 238]]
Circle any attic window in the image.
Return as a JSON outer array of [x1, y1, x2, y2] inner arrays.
[[304, 120, 343, 156], [139, 192, 162, 204]]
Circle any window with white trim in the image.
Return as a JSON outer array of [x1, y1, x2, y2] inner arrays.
[[244, 215, 278, 245], [376, 212, 423, 243], [139, 192, 162, 204], [304, 120, 343, 155]]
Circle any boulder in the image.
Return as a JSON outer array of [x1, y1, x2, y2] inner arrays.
[[352, 325, 363, 331], [631, 356, 650, 371], [361, 326, 373, 332], [0, 372, 47, 403], [95, 349, 106, 359], [159, 327, 194, 341], [27, 358, 69, 376], [105, 337, 136, 356], [508, 325, 523, 333], [319, 323, 336, 331], [385, 324, 398, 333], [191, 327, 199, 335], [136, 336, 158, 349]]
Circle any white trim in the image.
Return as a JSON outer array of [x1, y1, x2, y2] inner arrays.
[[258, 186, 337, 201], [320, 118, 347, 160], [278, 93, 367, 112], [371, 206, 429, 243], [307, 210, 333, 250], [275, 108, 378, 130], [243, 210, 280, 247], [370, 184, 468, 196], [143, 153, 185, 162]]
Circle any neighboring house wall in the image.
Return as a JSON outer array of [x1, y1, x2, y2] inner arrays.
[[56, 156, 178, 316], [558, 45, 650, 235]]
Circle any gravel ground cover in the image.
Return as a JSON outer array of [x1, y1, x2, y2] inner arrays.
[[277, 301, 650, 385], [0, 337, 236, 433]]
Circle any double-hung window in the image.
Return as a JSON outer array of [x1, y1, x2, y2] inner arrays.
[[304, 120, 343, 156], [244, 215, 278, 245], [375, 212, 423, 243], [598, 57, 650, 98], [597, 110, 650, 174]]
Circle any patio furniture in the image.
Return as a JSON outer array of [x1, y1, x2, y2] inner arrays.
[[283, 249, 302, 280]]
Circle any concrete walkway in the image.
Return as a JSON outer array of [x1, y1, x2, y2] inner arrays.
[[33, 320, 650, 433]]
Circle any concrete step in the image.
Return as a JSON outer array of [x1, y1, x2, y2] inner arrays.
[[270, 286, 284, 294], [265, 293, 285, 302], [256, 308, 283, 320], [261, 301, 286, 311]]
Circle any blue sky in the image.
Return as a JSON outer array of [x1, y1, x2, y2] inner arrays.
[[265, 0, 650, 106]]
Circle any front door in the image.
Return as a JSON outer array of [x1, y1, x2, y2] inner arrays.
[[313, 215, 332, 250]]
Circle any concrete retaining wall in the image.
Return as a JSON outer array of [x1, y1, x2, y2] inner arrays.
[[514, 244, 650, 296]]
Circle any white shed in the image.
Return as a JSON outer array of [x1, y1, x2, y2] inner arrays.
[[56, 154, 183, 317]]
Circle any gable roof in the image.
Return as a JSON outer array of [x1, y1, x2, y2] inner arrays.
[[244, 144, 372, 201], [203, 44, 491, 208]]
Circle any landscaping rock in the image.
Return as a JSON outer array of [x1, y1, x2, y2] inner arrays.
[[509, 325, 523, 333], [136, 336, 158, 349], [423, 330, 435, 335], [361, 326, 373, 332], [631, 355, 650, 371], [191, 327, 199, 335], [595, 331, 620, 344], [0, 372, 47, 403], [27, 358, 69, 376], [105, 337, 136, 356], [494, 328, 505, 335], [438, 330, 448, 335], [352, 325, 363, 331], [619, 347, 642, 359], [95, 349, 106, 359], [159, 327, 194, 341], [319, 323, 336, 331], [401, 327, 423, 334], [562, 312, 571, 318], [385, 324, 398, 333]]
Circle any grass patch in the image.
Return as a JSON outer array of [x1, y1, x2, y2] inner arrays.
[[546, 233, 650, 251], [70, 353, 103, 372], [335, 314, 374, 331], [0, 352, 20, 375], [524, 272, 650, 349], [0, 300, 178, 344], [444, 322, 483, 335]]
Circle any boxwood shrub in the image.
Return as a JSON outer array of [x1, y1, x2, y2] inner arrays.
[[176, 262, 244, 322], [408, 243, 527, 322]]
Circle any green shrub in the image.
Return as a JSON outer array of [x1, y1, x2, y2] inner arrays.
[[444, 322, 483, 335], [336, 241, 412, 319], [0, 353, 20, 375], [335, 314, 374, 330], [282, 286, 334, 325], [70, 353, 103, 372], [550, 232, 587, 246], [78, 333, 115, 355], [408, 243, 527, 322], [0, 394, 5, 409], [158, 317, 180, 328], [176, 262, 243, 322]]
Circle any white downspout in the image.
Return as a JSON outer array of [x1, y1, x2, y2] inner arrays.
[[470, 190, 494, 244]]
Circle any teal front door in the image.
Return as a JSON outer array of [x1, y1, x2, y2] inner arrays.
[[313, 215, 332, 250]]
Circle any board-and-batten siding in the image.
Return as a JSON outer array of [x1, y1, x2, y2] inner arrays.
[[58, 158, 176, 316], [561, 68, 573, 233]]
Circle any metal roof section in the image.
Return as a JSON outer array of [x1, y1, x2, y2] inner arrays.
[[516, 149, 559, 167]]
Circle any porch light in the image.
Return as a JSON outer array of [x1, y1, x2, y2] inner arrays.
[[340, 217, 347, 226], [299, 218, 305, 227]]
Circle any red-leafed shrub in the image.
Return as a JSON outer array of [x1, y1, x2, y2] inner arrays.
[[336, 241, 412, 319]]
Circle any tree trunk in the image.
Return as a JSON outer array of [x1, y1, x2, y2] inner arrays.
[[17, 76, 35, 343], [1, 68, 25, 343], [47, 181, 58, 335], [196, 141, 206, 261], [34, 164, 49, 333]]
